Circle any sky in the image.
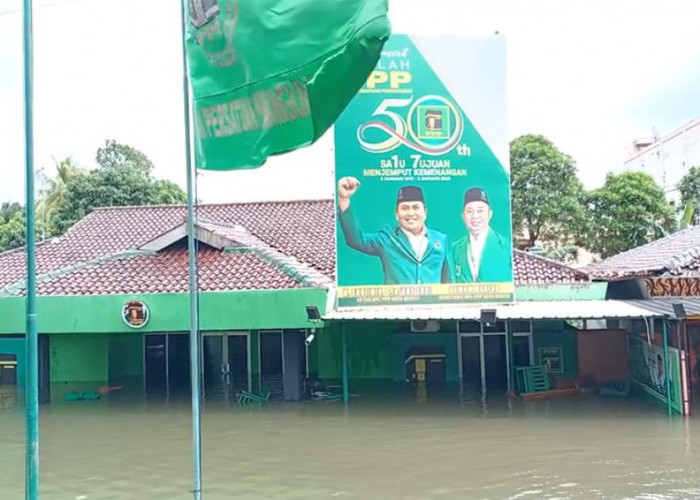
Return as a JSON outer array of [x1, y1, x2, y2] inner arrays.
[[1, 0, 699, 204]]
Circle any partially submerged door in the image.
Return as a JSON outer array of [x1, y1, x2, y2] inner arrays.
[[202, 333, 250, 400]]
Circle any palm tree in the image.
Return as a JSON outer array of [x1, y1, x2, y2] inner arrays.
[[36, 156, 79, 238]]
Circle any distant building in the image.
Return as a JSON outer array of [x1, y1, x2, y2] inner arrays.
[[624, 117, 700, 205]]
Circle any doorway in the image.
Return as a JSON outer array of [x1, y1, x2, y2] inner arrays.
[[260, 330, 283, 397], [144, 333, 191, 398], [459, 333, 509, 398], [202, 332, 250, 400], [0, 353, 17, 387], [483, 335, 508, 392]]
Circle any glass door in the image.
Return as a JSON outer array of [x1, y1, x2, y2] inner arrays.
[[227, 334, 249, 397], [202, 333, 250, 400], [203, 334, 226, 400], [460, 335, 482, 398], [144, 334, 167, 397]]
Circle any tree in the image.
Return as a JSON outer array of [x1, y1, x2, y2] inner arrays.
[[510, 134, 590, 249], [0, 202, 25, 252], [587, 171, 676, 258], [48, 140, 186, 234], [0, 202, 22, 223], [96, 139, 155, 173], [0, 210, 26, 252], [36, 156, 80, 236], [678, 165, 700, 225]]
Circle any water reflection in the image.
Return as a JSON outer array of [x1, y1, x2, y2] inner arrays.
[[0, 392, 698, 499]]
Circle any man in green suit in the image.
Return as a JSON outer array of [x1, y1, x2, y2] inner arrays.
[[337, 176, 455, 285], [451, 187, 512, 283]]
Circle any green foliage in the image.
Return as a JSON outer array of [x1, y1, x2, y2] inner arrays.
[[1, 141, 185, 252], [510, 134, 590, 248], [36, 156, 79, 233], [540, 244, 580, 264], [678, 165, 700, 225], [96, 139, 154, 173], [0, 203, 26, 252], [0, 202, 22, 222], [587, 171, 676, 258], [679, 201, 694, 230], [48, 140, 186, 234]]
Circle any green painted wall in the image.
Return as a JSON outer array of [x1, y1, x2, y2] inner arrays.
[[51, 335, 109, 388], [532, 320, 578, 378], [515, 283, 607, 301], [319, 323, 394, 380], [0, 337, 25, 387], [0, 288, 327, 334], [318, 322, 459, 383], [392, 332, 459, 383]]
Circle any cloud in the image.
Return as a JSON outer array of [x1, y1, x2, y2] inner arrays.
[[1, 0, 699, 204]]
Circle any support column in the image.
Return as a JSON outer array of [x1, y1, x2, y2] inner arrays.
[[342, 325, 349, 404], [663, 319, 672, 416], [282, 330, 302, 401], [505, 322, 513, 393]]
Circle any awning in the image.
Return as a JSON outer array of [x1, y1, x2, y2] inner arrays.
[[323, 299, 664, 321], [623, 298, 700, 320]]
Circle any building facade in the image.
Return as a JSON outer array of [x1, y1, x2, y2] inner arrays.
[[0, 200, 676, 411], [624, 117, 700, 204], [587, 224, 700, 414]]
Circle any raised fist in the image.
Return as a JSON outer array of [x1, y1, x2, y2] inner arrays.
[[338, 176, 361, 199]]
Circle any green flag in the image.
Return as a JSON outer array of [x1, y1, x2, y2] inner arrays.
[[183, 0, 391, 170]]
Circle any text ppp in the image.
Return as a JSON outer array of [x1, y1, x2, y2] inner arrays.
[[365, 71, 412, 89]]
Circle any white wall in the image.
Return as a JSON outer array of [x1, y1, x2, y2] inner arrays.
[[624, 118, 700, 205]]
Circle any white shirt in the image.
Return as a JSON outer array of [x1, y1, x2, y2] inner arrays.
[[467, 231, 488, 279], [401, 227, 428, 261]]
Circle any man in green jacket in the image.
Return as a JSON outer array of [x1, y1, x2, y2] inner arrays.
[[451, 187, 512, 283], [337, 176, 455, 285]]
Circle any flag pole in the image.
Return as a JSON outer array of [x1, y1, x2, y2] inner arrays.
[[179, 2, 203, 499], [22, 0, 40, 498]]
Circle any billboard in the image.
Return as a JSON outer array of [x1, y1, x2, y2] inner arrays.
[[334, 34, 513, 307], [628, 336, 683, 414]]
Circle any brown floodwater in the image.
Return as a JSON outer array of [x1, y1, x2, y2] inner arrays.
[[0, 388, 699, 499]]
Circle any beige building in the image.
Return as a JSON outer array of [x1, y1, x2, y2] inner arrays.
[[624, 117, 700, 205]]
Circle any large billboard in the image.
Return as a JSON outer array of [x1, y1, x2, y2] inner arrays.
[[334, 34, 513, 307], [628, 335, 683, 415]]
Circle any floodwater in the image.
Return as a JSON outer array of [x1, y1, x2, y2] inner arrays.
[[1, 389, 699, 499]]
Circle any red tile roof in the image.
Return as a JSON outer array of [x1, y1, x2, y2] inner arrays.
[[0, 200, 588, 296], [586, 225, 700, 280], [31, 246, 300, 296], [513, 250, 589, 284]]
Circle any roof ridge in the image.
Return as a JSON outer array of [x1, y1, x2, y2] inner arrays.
[[220, 225, 332, 288], [0, 249, 154, 296], [589, 224, 700, 270], [0, 239, 52, 258], [515, 248, 589, 277], [666, 246, 700, 274], [89, 198, 334, 212]]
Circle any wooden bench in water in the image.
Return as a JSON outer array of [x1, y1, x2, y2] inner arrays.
[[516, 365, 581, 400], [521, 387, 581, 401], [237, 388, 271, 405]]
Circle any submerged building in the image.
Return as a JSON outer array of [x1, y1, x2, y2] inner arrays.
[[0, 200, 694, 414]]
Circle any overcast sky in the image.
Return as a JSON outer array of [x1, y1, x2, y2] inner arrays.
[[1, 0, 699, 204]]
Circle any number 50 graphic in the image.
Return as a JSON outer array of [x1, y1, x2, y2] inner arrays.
[[356, 95, 464, 155]]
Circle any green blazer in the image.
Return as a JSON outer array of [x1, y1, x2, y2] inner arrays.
[[338, 205, 455, 285], [451, 228, 512, 283]]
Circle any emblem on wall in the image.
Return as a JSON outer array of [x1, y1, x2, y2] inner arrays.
[[122, 300, 150, 329]]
